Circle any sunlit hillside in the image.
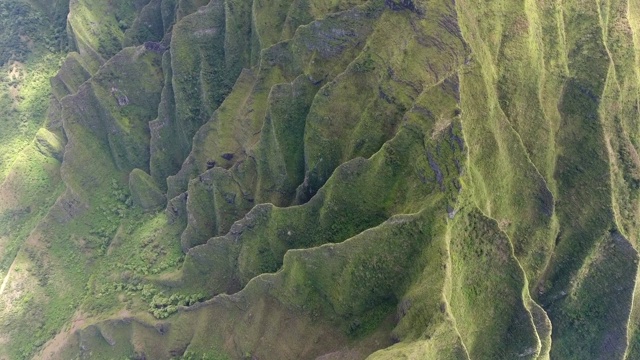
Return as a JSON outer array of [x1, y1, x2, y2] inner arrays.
[[1, 0, 640, 359]]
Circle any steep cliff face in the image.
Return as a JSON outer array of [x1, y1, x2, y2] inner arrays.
[[1, 0, 640, 359]]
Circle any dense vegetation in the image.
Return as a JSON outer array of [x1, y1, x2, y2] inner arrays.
[[1, 0, 640, 359], [0, 1, 67, 65]]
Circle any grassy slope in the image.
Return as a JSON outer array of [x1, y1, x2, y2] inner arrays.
[[456, 0, 640, 359], [0, 3, 69, 357], [0, 0, 640, 359]]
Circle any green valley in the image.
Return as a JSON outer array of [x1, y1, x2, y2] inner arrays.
[[0, 0, 639, 359]]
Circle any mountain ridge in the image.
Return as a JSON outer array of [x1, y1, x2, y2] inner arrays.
[[0, 0, 639, 359]]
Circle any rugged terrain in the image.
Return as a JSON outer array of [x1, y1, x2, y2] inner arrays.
[[0, 0, 640, 359]]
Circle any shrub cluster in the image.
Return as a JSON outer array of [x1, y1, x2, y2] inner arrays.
[[0, 2, 66, 65]]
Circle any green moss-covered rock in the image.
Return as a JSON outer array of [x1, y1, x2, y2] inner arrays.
[[129, 168, 166, 211], [124, 0, 166, 46], [34, 127, 64, 161], [50, 52, 93, 99]]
